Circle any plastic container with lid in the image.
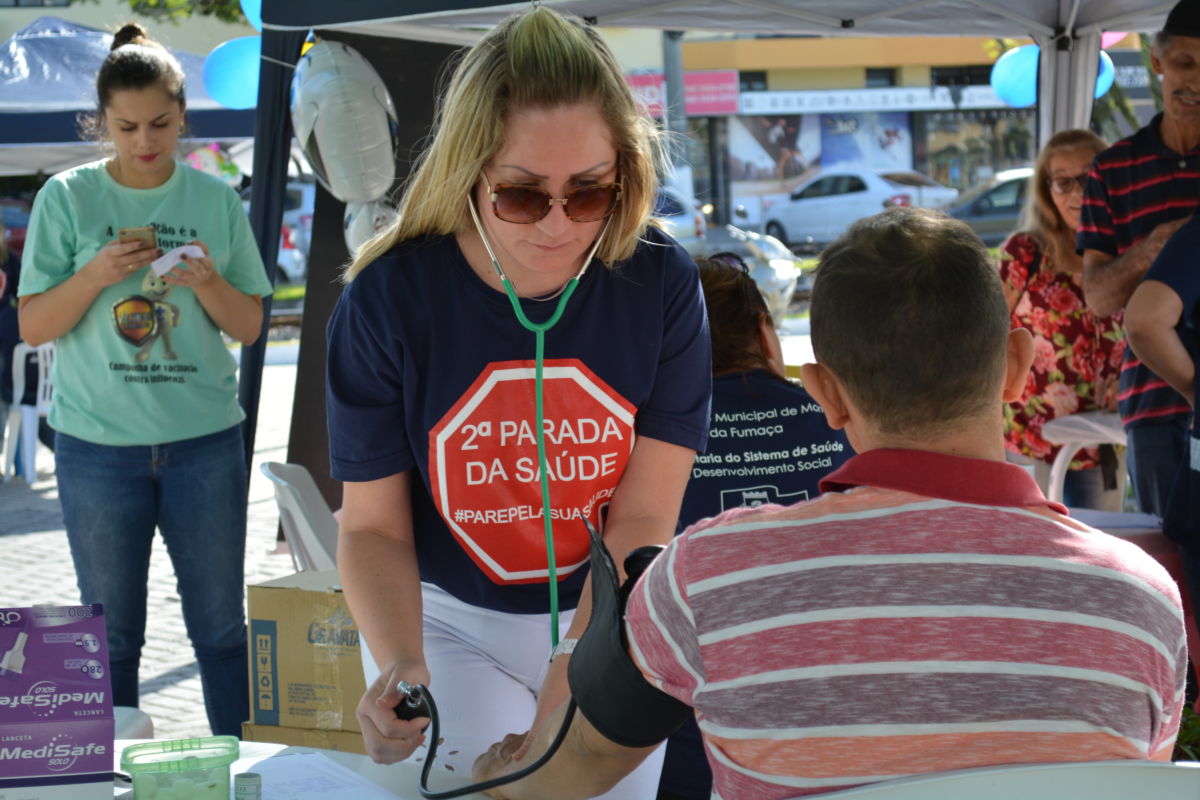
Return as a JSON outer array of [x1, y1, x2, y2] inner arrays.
[[120, 735, 239, 800]]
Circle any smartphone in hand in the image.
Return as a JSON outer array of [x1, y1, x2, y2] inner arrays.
[[118, 225, 157, 251]]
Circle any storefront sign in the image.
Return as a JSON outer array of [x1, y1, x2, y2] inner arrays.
[[740, 85, 1003, 115], [626, 70, 740, 117]]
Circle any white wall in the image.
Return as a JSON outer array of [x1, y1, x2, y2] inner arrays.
[[600, 27, 663, 72]]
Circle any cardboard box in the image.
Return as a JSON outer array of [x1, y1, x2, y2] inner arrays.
[[247, 570, 365, 734], [0, 604, 112, 800], [241, 722, 367, 755]]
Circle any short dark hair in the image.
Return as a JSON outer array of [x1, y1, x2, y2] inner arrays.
[[696, 253, 773, 375], [810, 207, 1009, 436]]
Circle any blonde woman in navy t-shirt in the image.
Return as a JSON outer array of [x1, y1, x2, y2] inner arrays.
[[325, 7, 711, 793]]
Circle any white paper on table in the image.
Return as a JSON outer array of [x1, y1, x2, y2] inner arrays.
[[241, 751, 401, 800], [151, 245, 205, 276]]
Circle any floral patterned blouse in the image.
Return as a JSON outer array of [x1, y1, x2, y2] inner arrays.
[[998, 233, 1125, 468]]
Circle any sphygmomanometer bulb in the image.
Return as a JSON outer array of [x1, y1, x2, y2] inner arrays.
[[394, 680, 433, 726]]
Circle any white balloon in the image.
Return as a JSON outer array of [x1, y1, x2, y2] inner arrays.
[[344, 199, 399, 256], [290, 41, 398, 203]]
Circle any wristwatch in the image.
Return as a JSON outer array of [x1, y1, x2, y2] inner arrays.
[[549, 637, 578, 662]]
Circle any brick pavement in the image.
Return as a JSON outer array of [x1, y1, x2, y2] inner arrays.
[[0, 360, 300, 740]]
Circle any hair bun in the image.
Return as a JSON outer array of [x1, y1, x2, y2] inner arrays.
[[111, 22, 150, 51]]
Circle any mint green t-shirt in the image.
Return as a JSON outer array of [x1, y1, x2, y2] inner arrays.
[[20, 160, 273, 446]]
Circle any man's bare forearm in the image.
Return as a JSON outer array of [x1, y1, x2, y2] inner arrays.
[[1083, 218, 1190, 317], [478, 701, 654, 800], [1083, 245, 1158, 317]]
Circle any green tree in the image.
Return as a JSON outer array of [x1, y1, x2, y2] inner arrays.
[[74, 0, 248, 25], [1092, 79, 1141, 142], [1139, 31, 1164, 111]]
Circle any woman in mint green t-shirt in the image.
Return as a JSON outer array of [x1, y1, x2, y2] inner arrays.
[[17, 23, 272, 737]]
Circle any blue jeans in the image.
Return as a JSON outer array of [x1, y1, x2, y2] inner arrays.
[[1126, 418, 1188, 518], [1062, 464, 1120, 511], [55, 426, 249, 737]]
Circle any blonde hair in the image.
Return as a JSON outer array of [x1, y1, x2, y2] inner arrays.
[[344, 7, 663, 281], [1017, 128, 1106, 264]]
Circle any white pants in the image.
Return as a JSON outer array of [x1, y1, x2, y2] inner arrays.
[[363, 583, 664, 798]]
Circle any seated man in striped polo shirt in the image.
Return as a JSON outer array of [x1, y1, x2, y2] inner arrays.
[[474, 208, 1186, 800]]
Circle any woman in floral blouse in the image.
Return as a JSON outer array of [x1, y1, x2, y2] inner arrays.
[[998, 129, 1125, 510]]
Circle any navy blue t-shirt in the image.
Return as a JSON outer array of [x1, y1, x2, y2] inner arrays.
[[1144, 216, 1200, 550], [326, 229, 712, 613], [677, 370, 851, 530]]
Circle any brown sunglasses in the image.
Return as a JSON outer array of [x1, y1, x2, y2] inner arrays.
[[483, 174, 622, 224]]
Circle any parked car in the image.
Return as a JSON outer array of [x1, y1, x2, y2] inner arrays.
[[761, 169, 958, 250], [719, 225, 802, 327], [945, 167, 1033, 247], [0, 198, 31, 259], [241, 181, 315, 283], [275, 223, 308, 284], [653, 185, 706, 256]]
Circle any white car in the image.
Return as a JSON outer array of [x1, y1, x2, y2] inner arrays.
[[653, 185, 706, 256], [713, 225, 801, 327], [762, 169, 958, 250], [241, 181, 316, 283]]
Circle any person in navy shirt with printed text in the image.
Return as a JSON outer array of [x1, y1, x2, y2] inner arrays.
[[674, 254, 850, 534], [325, 8, 711, 795]]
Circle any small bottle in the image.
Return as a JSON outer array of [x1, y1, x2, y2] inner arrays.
[[234, 772, 262, 800]]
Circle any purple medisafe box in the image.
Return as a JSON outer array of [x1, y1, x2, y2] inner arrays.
[[0, 604, 114, 800]]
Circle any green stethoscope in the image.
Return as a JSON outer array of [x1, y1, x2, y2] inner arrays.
[[464, 191, 611, 646]]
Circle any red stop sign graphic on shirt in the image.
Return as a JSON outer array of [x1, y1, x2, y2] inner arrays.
[[429, 359, 636, 585]]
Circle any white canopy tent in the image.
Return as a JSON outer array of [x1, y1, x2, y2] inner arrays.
[[262, 0, 1176, 149], [0, 16, 255, 176]]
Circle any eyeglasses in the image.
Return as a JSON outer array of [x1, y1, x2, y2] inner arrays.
[[1047, 173, 1089, 195], [483, 174, 622, 224]]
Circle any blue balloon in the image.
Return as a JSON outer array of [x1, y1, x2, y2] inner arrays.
[[203, 36, 262, 110], [990, 44, 1039, 108], [1095, 50, 1115, 98], [240, 0, 263, 32]]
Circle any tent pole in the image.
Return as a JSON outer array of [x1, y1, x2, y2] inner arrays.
[[239, 25, 307, 475]]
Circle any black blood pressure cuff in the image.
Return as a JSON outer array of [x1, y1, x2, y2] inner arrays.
[[567, 525, 693, 749]]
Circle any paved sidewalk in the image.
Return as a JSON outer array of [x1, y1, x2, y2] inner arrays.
[[0, 361, 300, 740]]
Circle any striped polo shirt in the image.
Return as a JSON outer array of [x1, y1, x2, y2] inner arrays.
[[626, 449, 1186, 799], [1077, 113, 1200, 428]]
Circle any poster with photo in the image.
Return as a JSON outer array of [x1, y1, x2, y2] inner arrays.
[[819, 111, 912, 170], [729, 115, 820, 184]]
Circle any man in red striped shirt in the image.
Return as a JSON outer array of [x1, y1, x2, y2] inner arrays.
[[1079, 1, 1200, 525], [474, 208, 1186, 799]]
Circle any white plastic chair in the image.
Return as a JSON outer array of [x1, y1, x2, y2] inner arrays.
[[3, 341, 54, 483], [820, 759, 1200, 799], [260, 461, 338, 572], [258, 462, 380, 685], [1040, 410, 1126, 505]]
